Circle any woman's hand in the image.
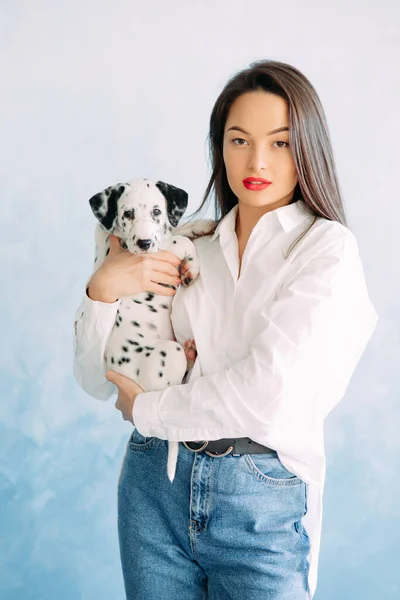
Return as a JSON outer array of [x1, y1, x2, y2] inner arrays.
[[88, 234, 182, 303], [106, 339, 196, 423], [105, 370, 145, 424]]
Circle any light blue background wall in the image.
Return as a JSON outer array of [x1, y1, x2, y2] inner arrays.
[[1, 1, 399, 598]]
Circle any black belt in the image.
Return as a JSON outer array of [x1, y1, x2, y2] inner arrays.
[[182, 437, 275, 458]]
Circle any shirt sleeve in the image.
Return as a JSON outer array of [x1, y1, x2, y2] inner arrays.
[[72, 286, 121, 401], [133, 232, 378, 445]]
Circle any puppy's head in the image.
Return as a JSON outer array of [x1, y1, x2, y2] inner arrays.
[[89, 178, 188, 253]]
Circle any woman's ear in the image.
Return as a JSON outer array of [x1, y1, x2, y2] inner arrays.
[[155, 181, 188, 227]]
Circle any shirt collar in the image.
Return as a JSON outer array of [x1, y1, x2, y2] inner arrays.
[[210, 200, 313, 242]]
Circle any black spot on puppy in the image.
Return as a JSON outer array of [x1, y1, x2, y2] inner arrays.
[[148, 305, 158, 313], [135, 347, 143, 353], [176, 347, 182, 351], [161, 360, 166, 367], [131, 321, 140, 327], [160, 304, 169, 309], [118, 357, 130, 365], [106, 248, 110, 256], [127, 340, 139, 345], [173, 240, 177, 244], [121, 346, 128, 352], [111, 357, 115, 364], [133, 300, 142, 304], [136, 368, 140, 376], [145, 293, 155, 302], [147, 322, 157, 330], [158, 372, 163, 377], [160, 351, 167, 357]]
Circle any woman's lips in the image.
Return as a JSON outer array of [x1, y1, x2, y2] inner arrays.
[[243, 178, 272, 191]]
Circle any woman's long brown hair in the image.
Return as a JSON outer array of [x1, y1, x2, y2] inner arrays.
[[188, 59, 347, 250]]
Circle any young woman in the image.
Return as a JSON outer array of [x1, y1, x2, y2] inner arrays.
[[73, 60, 378, 599]]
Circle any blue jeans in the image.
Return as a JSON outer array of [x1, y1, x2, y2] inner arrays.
[[117, 428, 311, 600]]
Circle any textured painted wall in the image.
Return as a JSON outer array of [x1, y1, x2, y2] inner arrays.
[[1, 1, 398, 598]]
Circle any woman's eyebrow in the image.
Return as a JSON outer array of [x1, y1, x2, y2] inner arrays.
[[226, 125, 289, 136]]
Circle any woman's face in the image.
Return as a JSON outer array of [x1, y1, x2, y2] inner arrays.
[[222, 91, 298, 212]]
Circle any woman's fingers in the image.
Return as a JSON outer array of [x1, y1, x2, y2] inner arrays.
[[146, 284, 177, 296], [101, 238, 182, 297], [152, 250, 181, 267], [105, 369, 130, 387], [148, 256, 182, 277], [149, 272, 181, 287]]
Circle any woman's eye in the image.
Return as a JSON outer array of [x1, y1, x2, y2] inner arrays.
[[153, 208, 162, 216], [231, 138, 288, 148], [232, 138, 248, 146]]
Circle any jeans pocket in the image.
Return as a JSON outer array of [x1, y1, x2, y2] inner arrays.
[[244, 453, 303, 486], [128, 427, 162, 452], [294, 518, 311, 549]]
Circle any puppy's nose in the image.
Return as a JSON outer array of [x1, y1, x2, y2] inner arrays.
[[137, 239, 153, 250]]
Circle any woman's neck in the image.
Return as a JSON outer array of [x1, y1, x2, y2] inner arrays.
[[235, 203, 269, 260]]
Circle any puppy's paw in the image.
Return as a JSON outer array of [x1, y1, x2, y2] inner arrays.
[[183, 339, 197, 372], [180, 256, 200, 287], [174, 219, 217, 240]]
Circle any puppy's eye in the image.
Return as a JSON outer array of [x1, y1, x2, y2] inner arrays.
[[123, 210, 134, 219], [153, 208, 162, 216]]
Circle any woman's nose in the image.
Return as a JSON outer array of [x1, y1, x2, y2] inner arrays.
[[248, 148, 268, 172]]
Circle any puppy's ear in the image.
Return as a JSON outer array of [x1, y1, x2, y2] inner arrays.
[[155, 181, 188, 227], [89, 184, 126, 232]]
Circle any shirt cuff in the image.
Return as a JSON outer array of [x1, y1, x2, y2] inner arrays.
[[133, 390, 166, 438], [83, 286, 121, 331]]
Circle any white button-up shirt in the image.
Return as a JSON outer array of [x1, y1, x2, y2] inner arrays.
[[73, 199, 378, 597]]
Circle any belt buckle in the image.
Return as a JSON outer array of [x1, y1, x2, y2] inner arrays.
[[183, 440, 234, 458], [183, 440, 209, 453]]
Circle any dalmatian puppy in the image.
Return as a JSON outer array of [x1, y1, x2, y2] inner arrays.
[[88, 178, 215, 482]]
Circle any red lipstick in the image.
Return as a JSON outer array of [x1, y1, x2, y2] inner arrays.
[[243, 177, 272, 191]]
